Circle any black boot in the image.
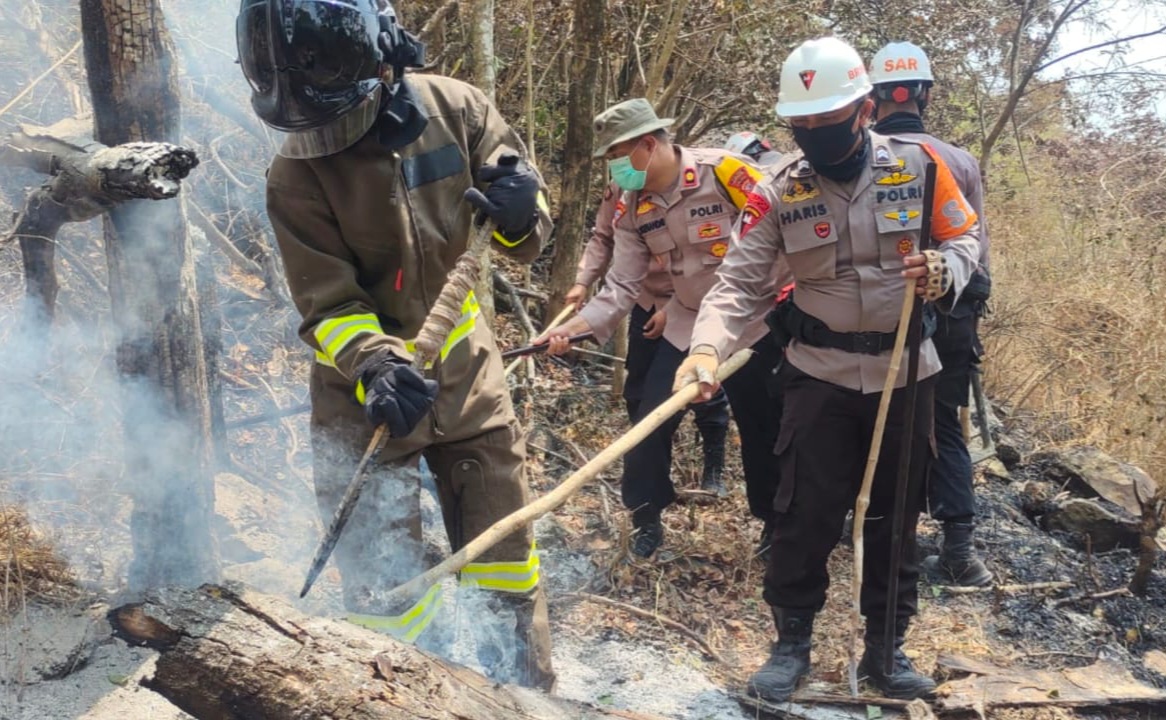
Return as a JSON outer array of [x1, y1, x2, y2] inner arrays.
[[859, 628, 936, 700], [699, 426, 727, 498], [921, 520, 992, 587], [631, 508, 664, 558], [747, 608, 814, 702]]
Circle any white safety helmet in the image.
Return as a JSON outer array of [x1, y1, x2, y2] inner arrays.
[[775, 37, 872, 119], [869, 42, 934, 85]]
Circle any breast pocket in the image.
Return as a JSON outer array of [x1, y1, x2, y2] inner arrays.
[[874, 205, 924, 270], [643, 230, 679, 273], [782, 221, 837, 280], [686, 219, 731, 272]]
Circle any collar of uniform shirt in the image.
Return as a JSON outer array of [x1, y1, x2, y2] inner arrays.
[[643, 145, 695, 205]]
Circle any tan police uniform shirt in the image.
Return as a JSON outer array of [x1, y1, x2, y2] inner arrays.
[[691, 131, 982, 392], [579, 147, 772, 352], [575, 182, 673, 312]]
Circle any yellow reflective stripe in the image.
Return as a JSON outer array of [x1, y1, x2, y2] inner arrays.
[[439, 292, 479, 361], [313, 314, 382, 365], [321, 292, 479, 377], [346, 582, 443, 643], [492, 228, 527, 248], [536, 190, 549, 214], [460, 542, 539, 594]]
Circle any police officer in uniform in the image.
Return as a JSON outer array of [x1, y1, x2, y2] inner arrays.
[[565, 183, 733, 499], [236, 0, 554, 690], [676, 38, 982, 700], [540, 99, 783, 559], [870, 41, 993, 587]]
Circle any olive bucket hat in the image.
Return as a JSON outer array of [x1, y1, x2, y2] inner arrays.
[[592, 98, 674, 158]]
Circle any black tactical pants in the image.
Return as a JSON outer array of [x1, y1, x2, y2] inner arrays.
[[764, 362, 935, 626], [928, 311, 978, 522], [621, 330, 782, 523], [624, 303, 729, 434], [720, 334, 785, 523]]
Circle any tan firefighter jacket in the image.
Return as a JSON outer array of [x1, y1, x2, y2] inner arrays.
[[266, 74, 550, 436]]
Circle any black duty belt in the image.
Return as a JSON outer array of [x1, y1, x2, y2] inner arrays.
[[767, 293, 934, 356]]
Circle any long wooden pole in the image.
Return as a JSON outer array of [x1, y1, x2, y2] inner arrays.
[[382, 348, 753, 607], [847, 277, 915, 695]]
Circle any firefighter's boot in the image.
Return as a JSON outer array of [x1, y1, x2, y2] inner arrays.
[[859, 624, 936, 700], [478, 589, 556, 693], [699, 425, 728, 498], [747, 608, 814, 702], [921, 520, 992, 587]]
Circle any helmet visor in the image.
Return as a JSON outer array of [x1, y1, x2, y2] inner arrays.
[[277, 83, 382, 159], [281, 0, 382, 93], [237, 1, 274, 95]]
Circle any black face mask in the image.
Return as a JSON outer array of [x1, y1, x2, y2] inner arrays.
[[791, 104, 865, 170]]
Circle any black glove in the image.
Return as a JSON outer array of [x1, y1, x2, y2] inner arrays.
[[463, 153, 540, 239], [358, 353, 439, 437]]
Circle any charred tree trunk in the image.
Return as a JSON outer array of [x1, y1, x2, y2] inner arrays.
[[111, 584, 666, 720], [545, 0, 604, 322], [80, 0, 220, 591]]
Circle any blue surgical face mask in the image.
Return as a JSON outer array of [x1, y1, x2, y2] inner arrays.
[[608, 142, 650, 190]]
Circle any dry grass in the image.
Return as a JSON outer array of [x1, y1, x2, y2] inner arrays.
[[983, 143, 1166, 481], [0, 506, 79, 616]]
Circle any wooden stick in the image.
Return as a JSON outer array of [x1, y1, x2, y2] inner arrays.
[[848, 277, 916, 695], [299, 425, 388, 597], [383, 349, 753, 605], [938, 580, 1074, 595], [504, 303, 576, 377], [568, 592, 725, 664]]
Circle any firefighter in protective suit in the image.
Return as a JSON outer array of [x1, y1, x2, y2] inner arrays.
[[870, 41, 993, 587], [676, 37, 983, 701], [236, 0, 554, 691]]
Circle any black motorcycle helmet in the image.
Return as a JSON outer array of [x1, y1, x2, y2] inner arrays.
[[236, 0, 424, 157]]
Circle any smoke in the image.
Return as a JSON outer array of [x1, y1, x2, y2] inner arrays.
[[0, 0, 524, 698]]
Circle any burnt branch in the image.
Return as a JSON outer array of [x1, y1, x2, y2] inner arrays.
[[1, 120, 199, 319]]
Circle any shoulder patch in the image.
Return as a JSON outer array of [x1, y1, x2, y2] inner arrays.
[[713, 156, 763, 210], [682, 166, 699, 188]]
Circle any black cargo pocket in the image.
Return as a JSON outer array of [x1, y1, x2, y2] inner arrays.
[[772, 427, 796, 513], [448, 457, 486, 550]]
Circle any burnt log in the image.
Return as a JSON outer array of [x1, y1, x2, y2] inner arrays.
[[110, 584, 665, 720], [1, 118, 198, 319]]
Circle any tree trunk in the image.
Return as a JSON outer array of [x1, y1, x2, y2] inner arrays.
[[80, 0, 220, 591], [545, 0, 605, 322], [464, 0, 498, 329], [110, 584, 667, 720]]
